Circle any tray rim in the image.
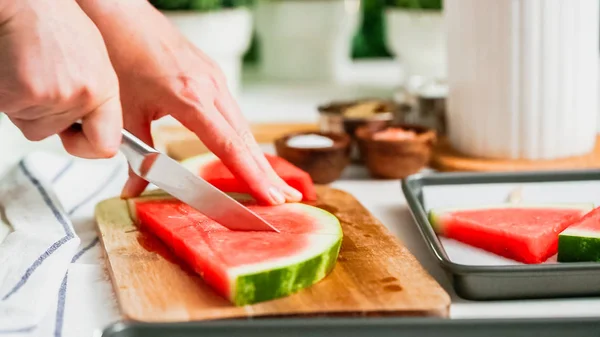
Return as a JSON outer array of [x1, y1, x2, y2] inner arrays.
[[401, 169, 600, 274], [102, 316, 600, 336]]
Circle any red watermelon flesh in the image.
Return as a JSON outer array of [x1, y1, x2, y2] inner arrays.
[[181, 153, 317, 201], [429, 205, 592, 264], [128, 193, 343, 306]]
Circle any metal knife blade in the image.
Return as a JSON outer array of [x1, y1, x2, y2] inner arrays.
[[108, 126, 278, 233]]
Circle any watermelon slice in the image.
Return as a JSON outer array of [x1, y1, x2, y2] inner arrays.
[[428, 204, 593, 264], [558, 207, 600, 262], [127, 192, 342, 306], [181, 153, 317, 201]]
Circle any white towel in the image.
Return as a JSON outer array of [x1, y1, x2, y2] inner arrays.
[[0, 152, 126, 337]]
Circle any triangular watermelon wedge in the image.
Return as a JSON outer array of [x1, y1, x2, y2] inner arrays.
[[181, 153, 317, 201], [429, 204, 593, 264], [558, 206, 600, 262], [127, 191, 342, 306]]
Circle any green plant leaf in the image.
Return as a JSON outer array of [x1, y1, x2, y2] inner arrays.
[[189, 0, 222, 11], [150, 0, 253, 10], [149, 0, 191, 10], [353, 0, 392, 58], [386, 0, 442, 10]]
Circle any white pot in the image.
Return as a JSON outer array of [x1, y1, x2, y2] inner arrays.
[[162, 9, 253, 97], [255, 0, 361, 82], [385, 8, 446, 82], [446, 0, 599, 160]]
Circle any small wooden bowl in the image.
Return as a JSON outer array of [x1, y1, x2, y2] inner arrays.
[[356, 124, 437, 179], [274, 132, 351, 184], [318, 99, 401, 163]]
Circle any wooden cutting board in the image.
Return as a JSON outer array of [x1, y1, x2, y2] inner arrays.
[[95, 186, 450, 322]]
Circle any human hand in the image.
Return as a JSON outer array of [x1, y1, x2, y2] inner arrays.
[[0, 0, 123, 158], [78, 0, 302, 205]]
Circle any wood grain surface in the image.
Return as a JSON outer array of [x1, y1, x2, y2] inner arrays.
[[431, 136, 600, 172], [95, 186, 450, 322]]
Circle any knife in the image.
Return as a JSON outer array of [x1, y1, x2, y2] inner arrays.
[[72, 123, 278, 232]]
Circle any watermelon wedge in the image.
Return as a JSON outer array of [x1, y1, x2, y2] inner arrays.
[[558, 207, 600, 262], [428, 204, 593, 264], [127, 192, 342, 306], [181, 153, 317, 201]]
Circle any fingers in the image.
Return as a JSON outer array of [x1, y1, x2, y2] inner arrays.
[[215, 90, 303, 202], [58, 96, 123, 158], [171, 92, 287, 206], [120, 117, 154, 199]]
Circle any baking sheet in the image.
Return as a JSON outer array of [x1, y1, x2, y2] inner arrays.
[[422, 180, 600, 266], [401, 170, 600, 300], [101, 317, 600, 337]]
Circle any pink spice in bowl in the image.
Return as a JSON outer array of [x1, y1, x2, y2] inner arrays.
[[356, 124, 437, 179], [372, 127, 418, 141]]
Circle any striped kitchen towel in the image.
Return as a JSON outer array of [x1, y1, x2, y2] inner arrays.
[[0, 152, 127, 336]]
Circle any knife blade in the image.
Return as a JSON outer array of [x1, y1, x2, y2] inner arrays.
[[120, 129, 279, 232], [72, 123, 278, 232]]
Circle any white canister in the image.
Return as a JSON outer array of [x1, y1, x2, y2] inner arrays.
[[445, 0, 599, 160], [162, 9, 253, 97], [255, 0, 360, 83]]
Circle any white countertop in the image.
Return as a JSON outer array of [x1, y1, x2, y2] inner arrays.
[[1, 76, 600, 332]]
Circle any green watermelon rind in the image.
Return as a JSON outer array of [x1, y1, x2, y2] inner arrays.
[[233, 233, 342, 306], [227, 203, 343, 305], [558, 230, 600, 263], [127, 191, 343, 306], [427, 203, 594, 234], [427, 211, 443, 234]]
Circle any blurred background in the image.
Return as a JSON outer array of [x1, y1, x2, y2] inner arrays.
[[150, 0, 600, 163], [149, 0, 445, 123], [2, 0, 598, 166]]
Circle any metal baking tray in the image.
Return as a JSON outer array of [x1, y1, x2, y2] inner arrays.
[[102, 317, 600, 337], [402, 169, 600, 301]]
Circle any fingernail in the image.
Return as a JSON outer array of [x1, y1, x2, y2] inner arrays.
[[268, 187, 286, 205], [283, 186, 303, 201]]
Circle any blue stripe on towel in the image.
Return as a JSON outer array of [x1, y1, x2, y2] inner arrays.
[[71, 237, 99, 263], [53, 274, 68, 337], [19, 160, 72, 236], [51, 237, 101, 337], [54, 163, 123, 337], [51, 160, 75, 184], [0, 325, 37, 334], [67, 163, 123, 216], [1, 159, 123, 333], [1, 161, 74, 301], [2, 235, 72, 301], [51, 237, 99, 337]]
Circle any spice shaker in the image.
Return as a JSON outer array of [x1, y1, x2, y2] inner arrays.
[[415, 79, 448, 136]]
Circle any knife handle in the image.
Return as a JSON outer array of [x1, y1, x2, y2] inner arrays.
[[69, 122, 155, 153], [69, 122, 157, 176]]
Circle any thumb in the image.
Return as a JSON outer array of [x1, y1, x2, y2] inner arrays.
[[120, 119, 154, 199], [59, 96, 122, 159]]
